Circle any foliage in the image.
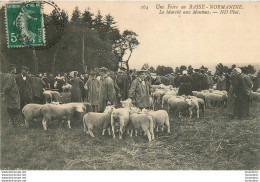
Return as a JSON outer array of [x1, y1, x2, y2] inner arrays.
[[156, 65, 173, 76], [0, 6, 139, 74]]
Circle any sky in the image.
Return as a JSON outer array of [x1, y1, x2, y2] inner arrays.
[[2, 1, 260, 71]]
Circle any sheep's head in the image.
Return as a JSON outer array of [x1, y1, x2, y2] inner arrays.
[[104, 105, 115, 113], [185, 99, 192, 106], [74, 104, 85, 113], [129, 107, 141, 114], [120, 99, 132, 108], [141, 108, 149, 114]]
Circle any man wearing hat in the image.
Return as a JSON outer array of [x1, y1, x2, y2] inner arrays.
[[98, 67, 117, 112], [129, 69, 151, 109], [178, 70, 192, 96], [206, 71, 214, 89], [0, 64, 21, 126], [116, 67, 129, 101], [84, 71, 100, 112], [15, 66, 33, 109], [191, 68, 202, 91], [200, 69, 208, 90]]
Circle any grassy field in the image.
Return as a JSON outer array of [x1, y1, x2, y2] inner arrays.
[[1, 103, 259, 170]]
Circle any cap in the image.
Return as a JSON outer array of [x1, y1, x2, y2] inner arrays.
[[22, 66, 29, 71], [7, 64, 16, 69], [99, 67, 108, 72], [137, 69, 148, 75], [119, 67, 126, 71]]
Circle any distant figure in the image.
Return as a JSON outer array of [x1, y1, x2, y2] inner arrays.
[[178, 70, 192, 96], [216, 71, 226, 91], [191, 68, 201, 91], [84, 71, 100, 112], [98, 67, 117, 112], [70, 71, 84, 102]]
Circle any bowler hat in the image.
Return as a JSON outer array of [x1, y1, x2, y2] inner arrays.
[[137, 69, 147, 75]]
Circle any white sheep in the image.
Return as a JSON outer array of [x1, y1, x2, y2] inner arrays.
[[256, 88, 260, 93], [44, 90, 60, 102], [82, 106, 114, 137], [168, 97, 192, 118], [62, 84, 72, 92], [41, 103, 86, 130], [111, 107, 130, 139], [142, 109, 170, 133], [128, 109, 154, 142], [22, 104, 44, 127], [43, 92, 52, 103], [161, 94, 177, 109]]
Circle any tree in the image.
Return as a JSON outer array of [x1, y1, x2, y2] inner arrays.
[[180, 65, 187, 71], [240, 65, 256, 74], [156, 65, 173, 76], [141, 63, 150, 70]]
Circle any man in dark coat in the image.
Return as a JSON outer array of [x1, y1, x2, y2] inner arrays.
[[191, 68, 201, 91], [1, 64, 22, 126], [129, 69, 151, 109], [252, 75, 260, 92], [31, 74, 45, 104], [232, 68, 253, 119], [98, 67, 117, 112], [116, 67, 129, 101], [42, 73, 50, 89], [48, 74, 55, 89], [200, 69, 208, 90], [15, 66, 33, 110], [178, 70, 192, 96]]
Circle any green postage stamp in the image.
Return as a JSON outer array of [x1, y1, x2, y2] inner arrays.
[[5, 2, 45, 48]]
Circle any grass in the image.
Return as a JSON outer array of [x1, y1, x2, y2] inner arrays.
[[1, 103, 259, 170]]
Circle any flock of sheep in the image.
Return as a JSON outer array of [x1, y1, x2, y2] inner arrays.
[[21, 84, 260, 142]]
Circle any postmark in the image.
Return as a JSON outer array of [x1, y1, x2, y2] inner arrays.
[[5, 1, 64, 49]]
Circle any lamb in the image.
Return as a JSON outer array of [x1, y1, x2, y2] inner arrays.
[[142, 109, 170, 133], [168, 97, 192, 118], [22, 104, 44, 127], [111, 108, 130, 139], [205, 93, 226, 107], [120, 98, 133, 108], [188, 96, 205, 117], [152, 90, 164, 109], [161, 94, 177, 109], [43, 92, 52, 103], [128, 108, 154, 142], [82, 106, 114, 137], [41, 103, 86, 130], [44, 90, 60, 102]]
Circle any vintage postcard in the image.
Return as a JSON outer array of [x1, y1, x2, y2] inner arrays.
[[0, 0, 259, 181]]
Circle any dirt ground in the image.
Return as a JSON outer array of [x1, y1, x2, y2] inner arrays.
[[1, 103, 259, 170]]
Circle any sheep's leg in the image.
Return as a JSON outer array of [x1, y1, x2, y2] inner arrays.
[[135, 130, 138, 137], [161, 125, 164, 132], [166, 116, 170, 133], [67, 119, 71, 129], [196, 109, 199, 118], [107, 127, 111, 135], [111, 116, 116, 139], [42, 119, 47, 131], [25, 118, 29, 128], [119, 126, 123, 139], [143, 129, 152, 142], [102, 128, 106, 135], [130, 130, 133, 137], [88, 125, 94, 137], [156, 126, 159, 132]]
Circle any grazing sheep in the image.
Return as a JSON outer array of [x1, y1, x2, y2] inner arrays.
[[82, 106, 114, 137], [129, 110, 154, 142], [43, 92, 52, 103], [188, 96, 205, 117], [22, 104, 44, 127], [142, 109, 170, 133], [111, 108, 130, 139], [205, 93, 226, 107], [41, 103, 86, 130]]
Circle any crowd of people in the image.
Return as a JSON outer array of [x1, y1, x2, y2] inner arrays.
[[1, 63, 259, 127]]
